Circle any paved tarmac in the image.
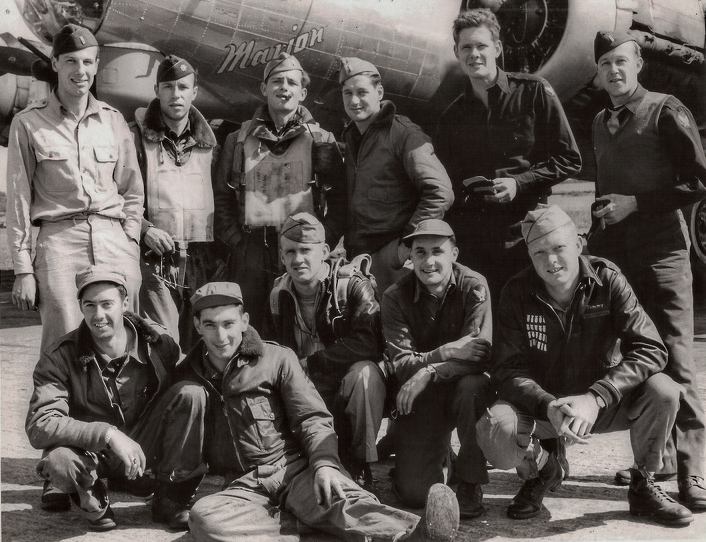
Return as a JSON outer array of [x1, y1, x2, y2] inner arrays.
[[2, 182, 706, 541], [2, 290, 705, 541]]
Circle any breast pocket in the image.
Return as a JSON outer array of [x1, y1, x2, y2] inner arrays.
[[246, 396, 278, 451], [35, 146, 74, 193], [93, 146, 119, 192], [499, 115, 535, 158]]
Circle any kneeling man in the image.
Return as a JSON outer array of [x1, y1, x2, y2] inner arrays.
[[265, 212, 386, 490], [185, 281, 459, 542], [26, 266, 207, 531], [477, 205, 692, 526]]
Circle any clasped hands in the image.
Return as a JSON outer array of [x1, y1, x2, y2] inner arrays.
[[547, 392, 601, 445]]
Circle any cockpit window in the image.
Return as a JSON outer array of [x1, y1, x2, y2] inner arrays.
[[16, 0, 106, 45]]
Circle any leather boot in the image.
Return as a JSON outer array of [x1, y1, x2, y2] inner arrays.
[[152, 476, 203, 531], [507, 452, 562, 519], [629, 468, 693, 526], [456, 481, 484, 519], [40, 480, 71, 512], [678, 475, 706, 511]]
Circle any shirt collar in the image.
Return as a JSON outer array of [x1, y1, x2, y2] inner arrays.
[[608, 84, 646, 116], [413, 266, 458, 303], [49, 90, 101, 120], [94, 317, 142, 369], [166, 118, 192, 142]]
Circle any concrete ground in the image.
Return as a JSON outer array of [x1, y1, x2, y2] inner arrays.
[[2, 183, 706, 541]]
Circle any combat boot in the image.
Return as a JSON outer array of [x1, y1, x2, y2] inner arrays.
[[456, 481, 484, 519], [402, 483, 459, 541], [152, 476, 203, 531], [629, 468, 693, 526], [40, 480, 71, 512], [507, 452, 562, 519], [678, 475, 706, 511]]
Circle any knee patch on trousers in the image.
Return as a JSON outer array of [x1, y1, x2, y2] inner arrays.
[[476, 402, 535, 470]]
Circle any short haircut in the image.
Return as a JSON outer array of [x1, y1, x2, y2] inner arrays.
[[452, 8, 501, 45], [79, 283, 127, 302]]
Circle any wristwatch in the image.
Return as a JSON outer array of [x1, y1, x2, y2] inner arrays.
[[424, 365, 436, 382]]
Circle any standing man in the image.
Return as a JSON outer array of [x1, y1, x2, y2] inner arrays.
[[181, 281, 459, 542], [7, 24, 143, 351], [588, 31, 706, 510], [381, 219, 493, 517], [435, 8, 581, 301], [26, 266, 208, 531], [213, 52, 343, 330], [478, 205, 692, 526], [332, 57, 454, 296], [132, 54, 222, 349], [265, 212, 386, 492]]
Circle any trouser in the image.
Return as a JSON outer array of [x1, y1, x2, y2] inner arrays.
[[589, 211, 706, 478], [227, 226, 281, 332], [313, 360, 387, 466], [189, 457, 420, 542], [393, 373, 493, 508], [34, 215, 141, 351], [140, 242, 227, 350], [36, 381, 209, 519], [476, 373, 683, 480], [367, 239, 412, 298]]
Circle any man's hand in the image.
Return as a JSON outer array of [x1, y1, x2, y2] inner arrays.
[[483, 177, 518, 204], [592, 194, 637, 225], [143, 226, 175, 256], [439, 328, 491, 365], [396, 367, 433, 416], [397, 241, 411, 267], [547, 393, 600, 445], [313, 466, 346, 506], [108, 431, 146, 479], [12, 273, 37, 311]]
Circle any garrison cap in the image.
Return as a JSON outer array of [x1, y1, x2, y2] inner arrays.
[[52, 24, 98, 57], [521, 205, 574, 245], [191, 282, 243, 314], [403, 219, 455, 246], [594, 30, 637, 63], [157, 55, 195, 83], [338, 57, 379, 84], [75, 266, 127, 298], [280, 212, 325, 244], [263, 52, 303, 81]]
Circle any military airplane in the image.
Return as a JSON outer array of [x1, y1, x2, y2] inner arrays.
[[0, 0, 704, 277]]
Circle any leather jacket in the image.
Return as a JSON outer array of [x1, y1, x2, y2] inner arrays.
[[26, 313, 180, 452], [492, 255, 668, 420], [264, 258, 384, 377], [178, 327, 340, 478]]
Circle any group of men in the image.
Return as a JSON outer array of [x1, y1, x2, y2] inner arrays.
[[6, 6, 706, 540]]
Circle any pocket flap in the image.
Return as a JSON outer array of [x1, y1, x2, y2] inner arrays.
[[94, 146, 118, 163]]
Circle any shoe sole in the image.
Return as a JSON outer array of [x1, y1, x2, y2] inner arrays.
[[629, 508, 694, 527], [424, 484, 459, 541], [507, 507, 541, 520], [459, 508, 484, 520], [40, 498, 71, 512]]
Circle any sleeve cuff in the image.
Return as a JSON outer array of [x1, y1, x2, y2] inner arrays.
[[13, 253, 34, 275]]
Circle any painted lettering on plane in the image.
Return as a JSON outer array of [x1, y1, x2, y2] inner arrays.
[[217, 24, 325, 75]]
